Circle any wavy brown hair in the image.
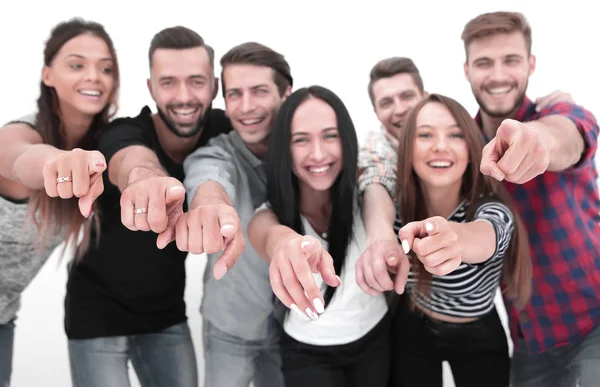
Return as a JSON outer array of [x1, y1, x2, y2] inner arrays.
[[29, 18, 120, 258], [396, 93, 532, 309]]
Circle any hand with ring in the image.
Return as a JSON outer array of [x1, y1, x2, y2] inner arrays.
[[42, 148, 107, 218], [120, 176, 186, 240]]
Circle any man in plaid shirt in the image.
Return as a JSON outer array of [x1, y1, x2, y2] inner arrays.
[[356, 11, 600, 387]]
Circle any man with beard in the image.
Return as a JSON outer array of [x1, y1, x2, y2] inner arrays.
[[462, 11, 600, 387], [64, 26, 233, 387], [174, 42, 292, 387]]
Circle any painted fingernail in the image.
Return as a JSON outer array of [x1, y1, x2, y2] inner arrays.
[[401, 240, 410, 255], [386, 256, 397, 264], [313, 298, 325, 314], [95, 161, 105, 167], [169, 186, 184, 192], [301, 241, 310, 249], [425, 223, 433, 232], [305, 307, 319, 321], [220, 224, 235, 233]]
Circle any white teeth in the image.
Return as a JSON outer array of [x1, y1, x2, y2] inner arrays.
[[240, 118, 264, 125], [487, 87, 512, 95], [172, 108, 195, 116], [79, 90, 101, 96], [309, 165, 330, 173], [428, 161, 452, 168]]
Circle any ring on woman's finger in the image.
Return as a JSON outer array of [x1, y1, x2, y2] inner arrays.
[[56, 176, 72, 184]]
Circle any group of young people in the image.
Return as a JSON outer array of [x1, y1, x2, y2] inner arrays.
[[0, 9, 598, 387]]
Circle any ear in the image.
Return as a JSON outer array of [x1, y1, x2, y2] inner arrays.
[[282, 85, 292, 101], [146, 78, 154, 99], [42, 65, 53, 87], [463, 61, 470, 82], [212, 77, 219, 100], [422, 90, 429, 98], [528, 54, 536, 76]]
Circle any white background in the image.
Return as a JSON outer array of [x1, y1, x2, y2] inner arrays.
[[1, 0, 598, 386]]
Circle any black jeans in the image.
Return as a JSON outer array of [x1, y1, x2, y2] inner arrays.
[[390, 299, 510, 387], [281, 314, 391, 387]]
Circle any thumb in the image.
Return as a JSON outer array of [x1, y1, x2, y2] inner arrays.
[[497, 119, 521, 143], [78, 174, 104, 218], [165, 185, 185, 204]]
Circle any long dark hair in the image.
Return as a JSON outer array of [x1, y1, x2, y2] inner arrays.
[[266, 85, 358, 307], [29, 18, 120, 258], [396, 94, 532, 309]]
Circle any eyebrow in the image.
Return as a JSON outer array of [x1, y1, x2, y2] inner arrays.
[[416, 124, 461, 130], [65, 54, 113, 62], [158, 74, 208, 82], [226, 84, 271, 93], [291, 127, 338, 136]]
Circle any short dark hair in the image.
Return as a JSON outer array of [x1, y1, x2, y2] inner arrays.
[[266, 85, 358, 309], [368, 57, 424, 106], [220, 42, 293, 97], [148, 26, 215, 69]]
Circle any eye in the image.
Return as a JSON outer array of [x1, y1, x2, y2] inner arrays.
[[69, 63, 83, 70]]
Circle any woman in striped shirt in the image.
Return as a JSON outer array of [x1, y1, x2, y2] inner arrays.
[[390, 94, 532, 387]]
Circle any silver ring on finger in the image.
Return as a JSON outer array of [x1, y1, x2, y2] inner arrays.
[[134, 207, 147, 215], [56, 176, 72, 184]]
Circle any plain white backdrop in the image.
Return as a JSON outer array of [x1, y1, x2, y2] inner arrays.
[[1, 0, 598, 386]]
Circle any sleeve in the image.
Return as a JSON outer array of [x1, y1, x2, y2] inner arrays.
[[97, 119, 153, 163], [538, 102, 599, 170], [472, 199, 515, 262], [357, 130, 398, 198], [4, 113, 37, 129], [182, 136, 239, 205]]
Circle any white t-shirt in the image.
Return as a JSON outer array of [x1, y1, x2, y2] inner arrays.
[[283, 208, 388, 346]]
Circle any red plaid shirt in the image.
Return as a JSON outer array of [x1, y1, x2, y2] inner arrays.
[[475, 97, 600, 354]]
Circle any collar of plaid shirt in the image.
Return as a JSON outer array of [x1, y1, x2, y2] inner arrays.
[[475, 96, 600, 354]]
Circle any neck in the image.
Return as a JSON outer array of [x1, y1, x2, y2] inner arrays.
[[60, 105, 94, 149], [152, 114, 201, 164], [422, 182, 462, 219], [299, 183, 331, 220], [246, 139, 270, 161]]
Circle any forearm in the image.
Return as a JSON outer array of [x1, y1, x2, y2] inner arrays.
[[12, 145, 67, 189], [110, 146, 167, 192], [189, 181, 232, 209], [264, 224, 300, 263], [450, 221, 496, 264], [530, 116, 584, 171], [362, 183, 397, 243]]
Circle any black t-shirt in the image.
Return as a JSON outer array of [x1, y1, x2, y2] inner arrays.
[[64, 106, 233, 339]]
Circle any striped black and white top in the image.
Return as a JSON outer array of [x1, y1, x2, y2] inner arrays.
[[394, 198, 514, 318]]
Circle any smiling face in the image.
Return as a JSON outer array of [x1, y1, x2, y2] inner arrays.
[[42, 33, 116, 120], [372, 73, 425, 138], [147, 46, 215, 138], [290, 97, 343, 193], [223, 64, 288, 146], [411, 101, 469, 194], [464, 31, 536, 118]]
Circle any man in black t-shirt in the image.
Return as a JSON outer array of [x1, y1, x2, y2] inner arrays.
[[64, 26, 234, 387]]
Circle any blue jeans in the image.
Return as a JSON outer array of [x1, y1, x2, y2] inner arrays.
[[0, 321, 15, 387], [202, 318, 284, 387], [68, 322, 197, 387], [511, 325, 600, 387]]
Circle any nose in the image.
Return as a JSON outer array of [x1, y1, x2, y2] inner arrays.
[[241, 93, 256, 113], [175, 83, 192, 103], [433, 134, 449, 152], [84, 66, 100, 82], [490, 62, 510, 82], [310, 139, 325, 161], [392, 99, 409, 117]]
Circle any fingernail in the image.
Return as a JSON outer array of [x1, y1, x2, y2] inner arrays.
[[95, 161, 105, 167], [313, 298, 325, 314], [386, 256, 397, 264], [169, 186, 184, 192], [425, 223, 433, 232], [220, 224, 235, 233], [290, 304, 311, 321], [301, 241, 310, 249], [335, 275, 342, 285], [401, 240, 410, 255], [214, 264, 228, 280], [305, 307, 319, 321]]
